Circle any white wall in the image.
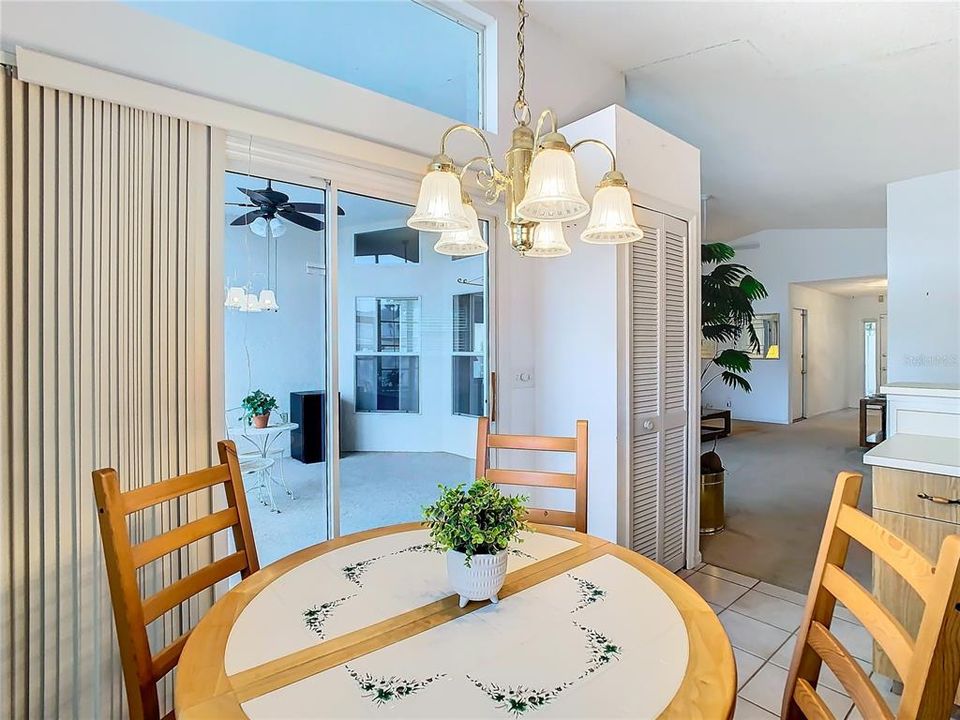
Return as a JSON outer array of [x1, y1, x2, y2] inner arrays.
[[702, 229, 887, 423], [788, 284, 850, 418], [844, 294, 887, 407], [336, 201, 485, 458], [886, 169, 960, 385]]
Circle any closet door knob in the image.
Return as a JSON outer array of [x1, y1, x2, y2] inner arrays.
[[642, 420, 655, 431]]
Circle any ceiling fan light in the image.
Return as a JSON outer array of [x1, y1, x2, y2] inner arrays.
[[525, 221, 571, 258], [250, 216, 286, 237], [258, 289, 279, 312], [581, 176, 644, 245], [408, 162, 471, 232], [224, 286, 246, 309], [516, 147, 589, 222], [434, 203, 488, 257]]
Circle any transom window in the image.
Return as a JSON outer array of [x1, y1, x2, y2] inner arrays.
[[129, 0, 485, 124]]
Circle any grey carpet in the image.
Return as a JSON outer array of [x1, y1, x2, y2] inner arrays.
[[700, 408, 872, 593], [247, 451, 473, 566]]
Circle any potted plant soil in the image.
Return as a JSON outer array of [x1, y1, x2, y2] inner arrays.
[[241, 389, 278, 429], [422, 478, 529, 608]]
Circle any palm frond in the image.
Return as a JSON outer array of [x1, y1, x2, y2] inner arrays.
[[720, 371, 752, 393], [714, 349, 752, 374], [701, 242, 735, 264]]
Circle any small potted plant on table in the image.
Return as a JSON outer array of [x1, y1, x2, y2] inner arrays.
[[422, 478, 529, 608], [242, 389, 278, 429]]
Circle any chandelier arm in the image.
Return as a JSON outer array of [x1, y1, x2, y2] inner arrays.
[[570, 138, 617, 172], [439, 124, 494, 164], [532, 109, 559, 149], [458, 156, 499, 181]]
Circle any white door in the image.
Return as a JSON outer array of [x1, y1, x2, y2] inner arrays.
[[791, 308, 807, 421], [879, 313, 888, 387], [629, 207, 689, 572]]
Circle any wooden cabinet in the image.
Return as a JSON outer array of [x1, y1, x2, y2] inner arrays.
[[872, 466, 960, 702]]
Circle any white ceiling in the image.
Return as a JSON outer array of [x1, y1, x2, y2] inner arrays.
[[798, 276, 888, 297], [531, 1, 960, 241]]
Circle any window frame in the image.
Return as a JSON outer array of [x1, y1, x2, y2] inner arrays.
[[451, 290, 486, 417]]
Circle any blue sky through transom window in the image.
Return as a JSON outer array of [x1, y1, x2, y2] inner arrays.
[[128, 0, 482, 124]]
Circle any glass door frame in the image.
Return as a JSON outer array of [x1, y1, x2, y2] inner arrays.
[[221, 145, 499, 541], [325, 175, 498, 539]]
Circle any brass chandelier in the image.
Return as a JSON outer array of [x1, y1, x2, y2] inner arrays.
[[408, 0, 643, 258]]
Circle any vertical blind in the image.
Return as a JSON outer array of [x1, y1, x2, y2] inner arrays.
[[0, 69, 224, 719]]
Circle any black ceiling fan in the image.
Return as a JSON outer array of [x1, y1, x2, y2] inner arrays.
[[227, 179, 344, 232]]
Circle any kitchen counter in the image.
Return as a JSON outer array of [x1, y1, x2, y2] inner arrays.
[[863, 433, 960, 477]]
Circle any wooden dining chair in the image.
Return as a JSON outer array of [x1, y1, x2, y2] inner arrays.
[[782, 471, 960, 720], [92, 440, 260, 720], [475, 416, 588, 533]]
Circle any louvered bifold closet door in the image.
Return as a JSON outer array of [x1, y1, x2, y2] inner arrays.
[[0, 70, 225, 720], [629, 207, 689, 571]]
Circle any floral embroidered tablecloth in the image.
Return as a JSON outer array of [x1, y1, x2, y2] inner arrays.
[[223, 529, 689, 719]]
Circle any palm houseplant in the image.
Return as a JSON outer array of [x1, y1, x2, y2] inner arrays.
[[241, 389, 278, 429], [422, 478, 528, 607], [700, 242, 767, 533]]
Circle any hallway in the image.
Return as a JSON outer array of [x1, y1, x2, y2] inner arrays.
[[701, 408, 872, 592]]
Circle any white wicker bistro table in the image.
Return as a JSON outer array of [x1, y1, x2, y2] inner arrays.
[[176, 523, 735, 719]]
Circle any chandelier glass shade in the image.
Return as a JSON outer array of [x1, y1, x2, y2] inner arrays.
[[581, 177, 645, 245], [516, 146, 590, 222], [408, 167, 472, 232], [526, 221, 571, 257], [434, 200, 488, 256], [250, 216, 286, 238], [407, 0, 644, 259]]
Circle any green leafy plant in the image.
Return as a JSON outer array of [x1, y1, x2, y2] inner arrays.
[[241, 389, 278, 421], [422, 478, 529, 565], [701, 242, 768, 393]]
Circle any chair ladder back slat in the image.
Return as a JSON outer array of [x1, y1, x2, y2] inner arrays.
[[783, 472, 862, 720], [821, 564, 914, 683], [485, 469, 577, 489], [487, 433, 578, 451], [92, 467, 159, 720], [151, 629, 192, 680], [807, 621, 894, 720], [131, 507, 240, 569], [523, 507, 578, 528], [794, 678, 837, 720], [475, 417, 588, 533], [122, 464, 229, 514], [835, 504, 937, 601], [898, 534, 960, 720], [93, 440, 260, 720], [142, 551, 248, 625]]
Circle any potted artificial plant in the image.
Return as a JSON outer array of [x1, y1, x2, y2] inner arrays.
[[242, 389, 278, 429], [700, 242, 767, 534], [422, 478, 529, 608]]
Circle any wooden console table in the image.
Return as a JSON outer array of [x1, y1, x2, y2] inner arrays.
[[701, 408, 732, 440], [859, 395, 886, 448]]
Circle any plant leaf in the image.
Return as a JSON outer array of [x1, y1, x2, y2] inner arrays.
[[739, 275, 768, 301], [714, 349, 752, 373], [720, 371, 752, 393], [701, 242, 735, 264]]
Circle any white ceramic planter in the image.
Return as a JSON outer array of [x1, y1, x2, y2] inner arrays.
[[446, 549, 508, 608]]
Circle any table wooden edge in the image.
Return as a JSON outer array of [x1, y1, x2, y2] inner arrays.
[[175, 523, 735, 720]]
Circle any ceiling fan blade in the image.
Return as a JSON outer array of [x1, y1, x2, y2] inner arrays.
[[225, 202, 258, 207], [239, 186, 288, 206], [230, 210, 265, 226], [277, 209, 324, 231]]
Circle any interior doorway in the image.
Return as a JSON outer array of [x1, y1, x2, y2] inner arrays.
[[790, 307, 808, 422], [863, 319, 879, 396]]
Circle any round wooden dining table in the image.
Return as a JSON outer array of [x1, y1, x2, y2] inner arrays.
[[176, 523, 736, 719]]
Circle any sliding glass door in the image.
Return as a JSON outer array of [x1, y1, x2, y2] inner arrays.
[[223, 171, 331, 565], [334, 190, 490, 535]]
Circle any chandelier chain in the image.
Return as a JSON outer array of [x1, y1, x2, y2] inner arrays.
[[514, 0, 531, 125]]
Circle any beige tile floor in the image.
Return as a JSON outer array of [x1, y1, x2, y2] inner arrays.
[[678, 563, 903, 719]]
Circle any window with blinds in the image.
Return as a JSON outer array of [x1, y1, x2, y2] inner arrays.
[[355, 297, 420, 412], [452, 291, 485, 416]]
